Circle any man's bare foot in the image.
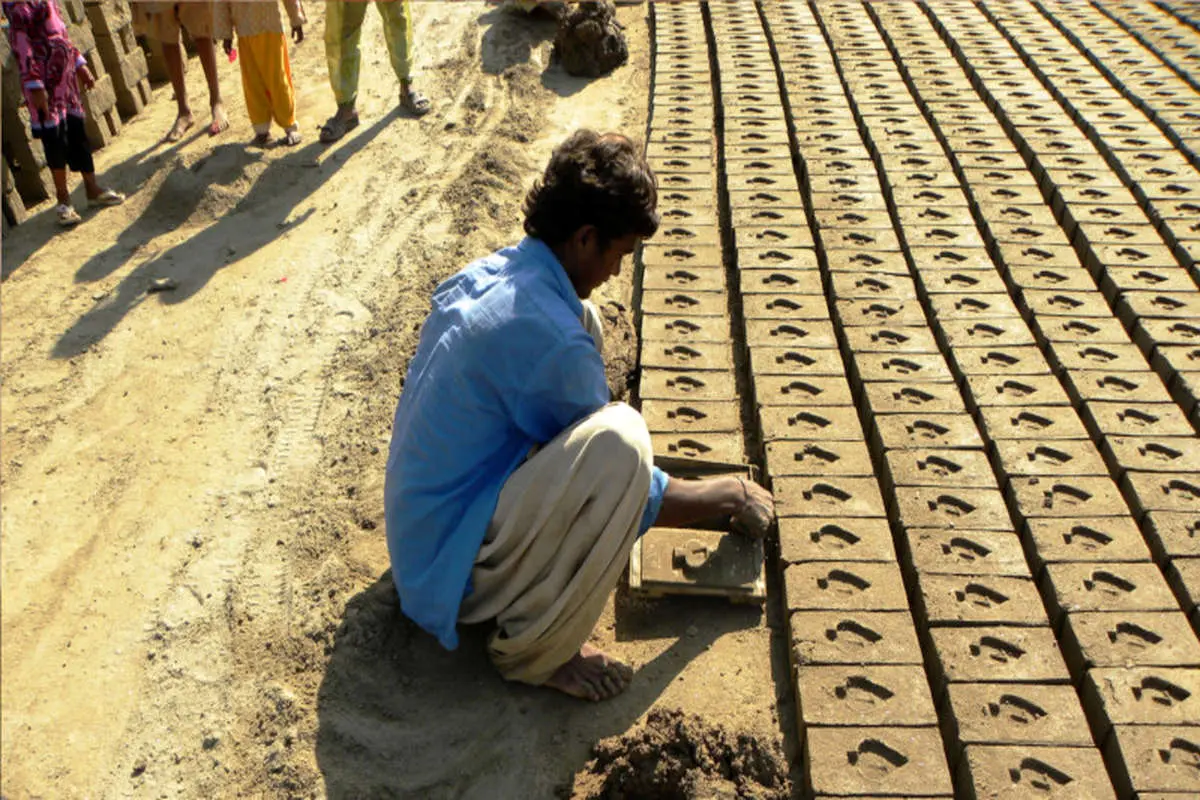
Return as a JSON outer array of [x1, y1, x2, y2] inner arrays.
[[208, 103, 229, 136], [543, 643, 633, 701], [164, 113, 194, 143], [250, 132, 271, 147]]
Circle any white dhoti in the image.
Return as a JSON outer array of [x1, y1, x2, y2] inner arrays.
[[458, 303, 653, 684]]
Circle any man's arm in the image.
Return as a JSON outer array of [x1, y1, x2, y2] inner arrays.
[[653, 475, 774, 534]]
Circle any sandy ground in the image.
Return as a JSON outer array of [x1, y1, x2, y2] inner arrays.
[[1, 4, 791, 797]]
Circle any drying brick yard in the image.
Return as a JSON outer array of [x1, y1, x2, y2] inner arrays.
[[2, 0, 1199, 798]]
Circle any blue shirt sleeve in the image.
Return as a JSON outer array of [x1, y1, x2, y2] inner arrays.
[[638, 467, 669, 535]]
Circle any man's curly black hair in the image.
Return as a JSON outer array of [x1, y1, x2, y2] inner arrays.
[[523, 130, 659, 248]]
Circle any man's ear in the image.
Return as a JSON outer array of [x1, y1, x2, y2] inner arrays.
[[576, 224, 599, 254]]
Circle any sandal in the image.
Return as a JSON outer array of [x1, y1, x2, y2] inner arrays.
[[56, 204, 82, 227], [319, 111, 359, 144], [250, 132, 272, 148], [400, 88, 431, 117], [280, 128, 302, 147], [88, 188, 125, 208]]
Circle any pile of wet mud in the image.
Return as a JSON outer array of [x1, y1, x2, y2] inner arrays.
[[567, 708, 790, 799]]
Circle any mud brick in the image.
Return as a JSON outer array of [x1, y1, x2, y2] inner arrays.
[[795, 665, 938, 730], [650, 107, 713, 131], [1061, 610, 1200, 678], [928, 626, 1071, 688], [741, 293, 830, 321], [790, 610, 922, 666], [803, 156, 876, 177], [996, 243, 1085, 273], [641, 243, 721, 269], [852, 352, 956, 385], [641, 400, 741, 435], [1041, 563, 1180, 626], [961, 373, 1073, 410], [782, 561, 909, 612], [640, 341, 734, 372], [871, 413, 985, 452], [640, 314, 731, 345], [1023, 514, 1153, 567], [1150, 346, 1200, 383], [1037, 316, 1133, 346], [1051, 184, 1129, 217], [972, 186, 1050, 211], [1105, 724, 1200, 799], [779, 517, 896, 565], [993, 438, 1110, 480], [944, 684, 1094, 751], [1082, 667, 1200, 733], [1086, 244, 1181, 277], [956, 152, 1029, 173], [916, 572, 1047, 628], [1048, 343, 1147, 375], [1165, 558, 1199, 617], [805, 726, 953, 797], [734, 250, 820, 275], [648, 127, 711, 146], [774, 477, 889, 519], [727, 188, 808, 212], [744, 319, 839, 349], [647, 141, 713, 163], [730, 206, 808, 229], [1143, 512, 1200, 562], [1074, 222, 1166, 253], [768, 440, 875, 478], [1136, 181, 1199, 206], [657, 171, 716, 193], [656, 206, 718, 230], [806, 172, 882, 196], [891, 186, 972, 208], [928, 293, 1022, 321], [726, 172, 799, 195], [1020, 290, 1115, 319], [841, 326, 940, 358], [813, 208, 892, 230], [957, 745, 1116, 800], [749, 346, 846, 379], [1083, 401, 1195, 443], [907, 227, 991, 254], [949, 346, 1053, 380], [651, 432, 743, 463], [888, 170, 966, 192], [893, 486, 1013, 531], [939, 318, 1039, 349], [734, 225, 814, 250], [860, 381, 966, 417], [641, 290, 728, 318], [824, 250, 910, 277], [905, 529, 1028, 577], [961, 169, 1039, 191], [1122, 472, 1200, 517], [1133, 319, 1200, 353], [641, 265, 725, 293], [829, 273, 918, 302], [1119, 292, 1200, 329], [1007, 475, 1129, 520], [821, 226, 902, 252], [1172, 372, 1200, 421], [834, 298, 931, 328], [1102, 437, 1200, 477], [807, 191, 888, 213], [884, 449, 997, 492], [639, 369, 738, 402], [895, 206, 976, 230], [754, 375, 854, 407], [920, 269, 1010, 296], [654, 224, 721, 249]]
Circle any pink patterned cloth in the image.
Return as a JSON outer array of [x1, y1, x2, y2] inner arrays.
[[3, 0, 87, 131]]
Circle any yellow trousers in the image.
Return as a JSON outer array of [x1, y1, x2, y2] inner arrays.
[[238, 32, 296, 134]]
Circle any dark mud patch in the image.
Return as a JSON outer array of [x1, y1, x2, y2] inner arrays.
[[566, 708, 790, 799]]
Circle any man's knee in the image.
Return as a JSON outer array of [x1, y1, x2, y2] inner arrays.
[[579, 403, 651, 468]]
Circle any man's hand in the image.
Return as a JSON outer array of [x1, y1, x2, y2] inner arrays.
[[292, 25, 304, 44], [29, 87, 49, 116], [729, 478, 775, 540], [76, 66, 95, 91]]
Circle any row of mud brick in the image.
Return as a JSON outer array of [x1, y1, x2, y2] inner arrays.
[[1095, 0, 1200, 90], [2, 0, 152, 228], [641, 0, 1200, 798]]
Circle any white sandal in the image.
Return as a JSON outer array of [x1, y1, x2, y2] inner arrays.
[[88, 188, 125, 208], [56, 204, 82, 227]]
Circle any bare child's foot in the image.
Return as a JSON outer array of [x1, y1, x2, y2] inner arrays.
[[250, 132, 271, 148], [280, 127, 302, 146], [209, 103, 229, 136], [543, 643, 633, 701], [164, 112, 194, 143]]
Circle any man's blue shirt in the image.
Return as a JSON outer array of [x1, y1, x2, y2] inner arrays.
[[384, 237, 668, 650]]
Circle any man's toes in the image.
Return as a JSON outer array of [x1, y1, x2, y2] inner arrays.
[[599, 672, 622, 698]]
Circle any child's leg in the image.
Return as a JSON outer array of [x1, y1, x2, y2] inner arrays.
[[39, 123, 72, 205], [238, 34, 273, 139], [266, 32, 298, 133]]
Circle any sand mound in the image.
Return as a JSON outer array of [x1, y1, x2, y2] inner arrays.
[[554, 0, 629, 78], [568, 708, 790, 799]]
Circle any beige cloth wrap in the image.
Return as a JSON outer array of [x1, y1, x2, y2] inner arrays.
[[458, 302, 653, 685]]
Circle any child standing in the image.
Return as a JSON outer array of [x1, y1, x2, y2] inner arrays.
[[216, 0, 305, 147], [3, 0, 124, 227]]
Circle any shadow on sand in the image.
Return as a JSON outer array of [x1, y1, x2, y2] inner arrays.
[[315, 572, 765, 799]]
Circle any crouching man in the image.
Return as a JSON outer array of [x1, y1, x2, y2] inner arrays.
[[384, 130, 775, 701]]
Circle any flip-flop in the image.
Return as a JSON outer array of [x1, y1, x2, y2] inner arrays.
[[56, 204, 82, 227], [400, 88, 431, 117], [319, 112, 359, 143], [87, 189, 125, 208], [164, 115, 194, 143], [208, 117, 229, 136]]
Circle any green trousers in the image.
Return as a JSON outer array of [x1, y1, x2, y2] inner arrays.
[[324, 0, 414, 107]]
